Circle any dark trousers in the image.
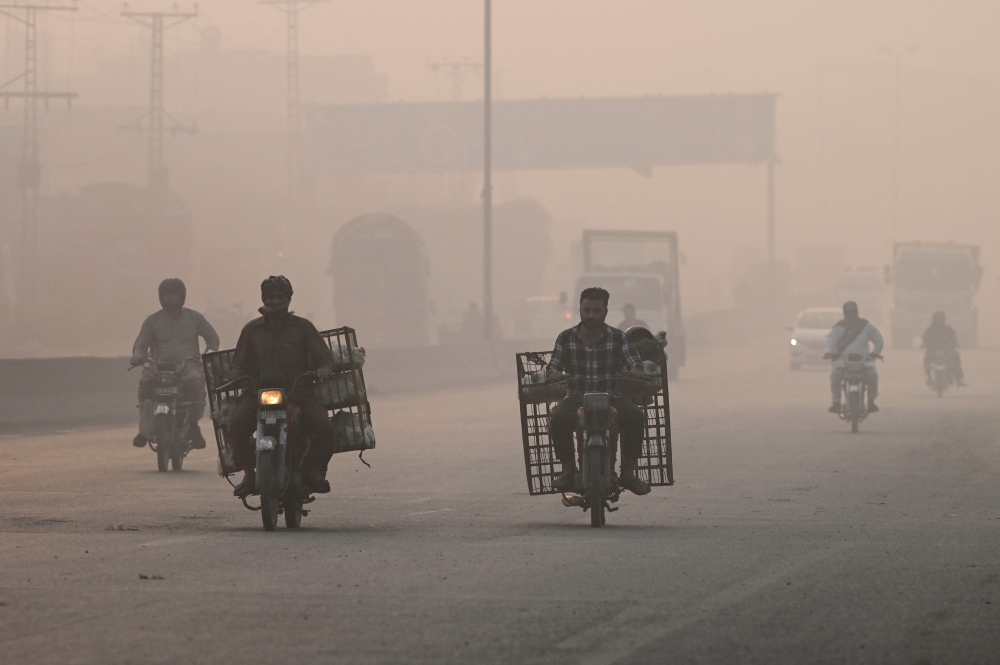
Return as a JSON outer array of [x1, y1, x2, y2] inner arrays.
[[227, 394, 336, 474], [924, 348, 963, 380], [549, 395, 645, 465]]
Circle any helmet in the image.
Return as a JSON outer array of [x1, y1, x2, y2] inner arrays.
[[933, 310, 946, 325], [843, 301, 859, 317], [158, 278, 186, 308], [260, 275, 293, 298]]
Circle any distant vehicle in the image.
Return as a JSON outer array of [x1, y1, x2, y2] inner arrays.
[[515, 293, 573, 340], [788, 308, 842, 370], [578, 230, 684, 379], [926, 348, 954, 398], [886, 242, 981, 348], [836, 268, 884, 325]]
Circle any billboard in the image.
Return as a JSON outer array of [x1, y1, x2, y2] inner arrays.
[[308, 94, 776, 173]]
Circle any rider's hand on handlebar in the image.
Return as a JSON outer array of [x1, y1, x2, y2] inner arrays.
[[316, 365, 333, 380], [627, 367, 646, 380], [130, 355, 146, 367], [546, 370, 564, 383]]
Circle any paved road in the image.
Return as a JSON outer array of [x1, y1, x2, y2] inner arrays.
[[2, 335, 998, 664]]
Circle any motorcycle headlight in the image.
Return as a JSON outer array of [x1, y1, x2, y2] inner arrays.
[[259, 389, 284, 406], [790, 338, 798, 346]]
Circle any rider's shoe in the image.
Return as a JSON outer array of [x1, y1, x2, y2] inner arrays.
[[620, 474, 651, 496], [133, 433, 148, 448], [828, 403, 841, 414], [303, 471, 331, 494], [553, 467, 577, 492], [233, 470, 257, 498], [188, 423, 206, 449], [867, 400, 879, 413]]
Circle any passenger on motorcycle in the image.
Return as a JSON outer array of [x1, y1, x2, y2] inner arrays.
[[131, 278, 220, 449], [546, 287, 651, 496], [922, 311, 965, 387], [227, 276, 337, 498], [826, 301, 884, 414], [617, 303, 648, 331]]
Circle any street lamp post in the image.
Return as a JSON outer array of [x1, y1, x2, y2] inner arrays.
[[482, 0, 493, 340], [879, 45, 918, 244]]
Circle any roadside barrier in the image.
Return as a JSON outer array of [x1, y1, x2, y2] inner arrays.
[[0, 338, 548, 434]]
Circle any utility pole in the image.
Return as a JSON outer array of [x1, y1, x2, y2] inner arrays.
[[121, 5, 198, 197], [0, 1, 77, 332], [260, 0, 328, 234], [482, 0, 493, 340]]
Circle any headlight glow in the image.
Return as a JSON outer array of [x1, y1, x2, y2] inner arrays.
[[259, 389, 284, 406], [790, 338, 797, 346]]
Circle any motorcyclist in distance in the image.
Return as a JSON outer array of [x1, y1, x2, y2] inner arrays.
[[825, 300, 884, 414], [131, 278, 220, 449], [922, 311, 966, 387], [617, 303, 648, 331], [546, 287, 651, 496], [227, 276, 336, 498]]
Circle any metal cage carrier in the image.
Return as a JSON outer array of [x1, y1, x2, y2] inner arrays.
[[516, 350, 673, 496], [203, 326, 375, 476]]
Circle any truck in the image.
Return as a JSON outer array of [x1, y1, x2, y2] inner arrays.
[[887, 242, 981, 348], [576, 229, 685, 378]]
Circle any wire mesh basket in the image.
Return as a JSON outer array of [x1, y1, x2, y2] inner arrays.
[[203, 326, 375, 476], [516, 350, 673, 496]]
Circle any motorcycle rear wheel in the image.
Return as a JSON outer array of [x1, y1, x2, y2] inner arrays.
[[258, 452, 279, 532], [170, 451, 184, 471], [589, 450, 604, 528]]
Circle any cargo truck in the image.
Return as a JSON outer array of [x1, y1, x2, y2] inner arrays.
[[576, 229, 685, 378], [886, 242, 981, 348]]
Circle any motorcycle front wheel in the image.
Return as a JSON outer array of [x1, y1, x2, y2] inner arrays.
[[284, 502, 302, 529], [589, 449, 604, 528], [848, 391, 861, 433], [258, 452, 279, 532]]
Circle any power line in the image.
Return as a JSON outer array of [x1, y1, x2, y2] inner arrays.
[[121, 4, 197, 196], [0, 1, 78, 333]]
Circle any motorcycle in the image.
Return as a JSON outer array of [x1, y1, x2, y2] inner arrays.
[[553, 375, 653, 528], [214, 370, 318, 532], [139, 356, 200, 472], [927, 348, 953, 397], [826, 352, 882, 433]]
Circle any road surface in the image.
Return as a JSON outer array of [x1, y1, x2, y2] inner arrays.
[[1, 335, 998, 664]]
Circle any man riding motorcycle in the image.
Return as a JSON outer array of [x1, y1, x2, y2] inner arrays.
[[825, 300, 884, 414], [131, 278, 220, 449], [227, 276, 337, 498], [546, 287, 651, 496], [922, 311, 966, 387]]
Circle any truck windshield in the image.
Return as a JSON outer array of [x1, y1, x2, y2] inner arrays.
[[576, 276, 663, 309], [896, 257, 973, 289]]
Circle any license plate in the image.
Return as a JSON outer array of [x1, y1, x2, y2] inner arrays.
[[848, 385, 861, 392], [155, 404, 170, 415], [261, 410, 285, 423], [155, 387, 178, 394]]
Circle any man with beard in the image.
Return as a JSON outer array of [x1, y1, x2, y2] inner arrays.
[[545, 287, 651, 495], [226, 276, 337, 498], [131, 278, 220, 449], [825, 300, 884, 414]]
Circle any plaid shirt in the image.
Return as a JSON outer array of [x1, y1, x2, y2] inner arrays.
[[547, 323, 642, 393]]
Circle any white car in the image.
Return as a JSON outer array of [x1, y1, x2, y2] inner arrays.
[[789, 308, 843, 370]]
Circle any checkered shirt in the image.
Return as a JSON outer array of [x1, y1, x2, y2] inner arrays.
[[546, 323, 642, 393]]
